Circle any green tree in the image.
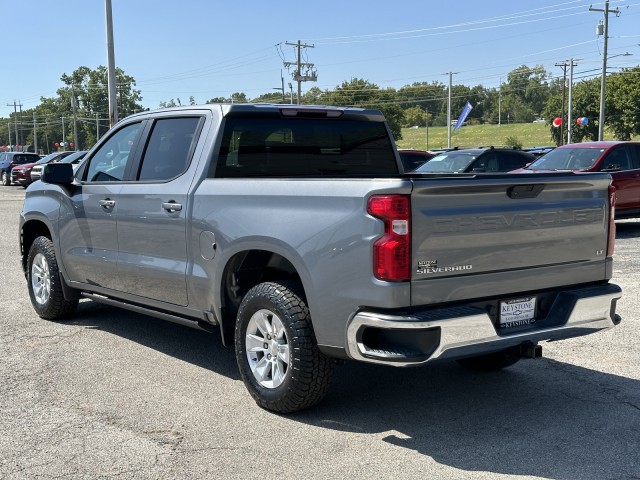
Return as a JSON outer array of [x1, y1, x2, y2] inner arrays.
[[605, 66, 640, 140], [502, 65, 550, 122], [206, 96, 230, 103], [302, 87, 329, 105], [396, 81, 447, 116], [566, 77, 600, 142], [251, 92, 287, 104], [56, 65, 143, 149], [403, 106, 429, 127]]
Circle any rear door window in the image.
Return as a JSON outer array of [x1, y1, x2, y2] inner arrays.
[[137, 117, 201, 181]]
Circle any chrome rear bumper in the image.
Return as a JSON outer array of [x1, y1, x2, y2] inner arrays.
[[346, 283, 622, 366]]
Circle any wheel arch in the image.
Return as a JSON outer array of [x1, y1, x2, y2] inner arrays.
[[20, 219, 53, 274], [218, 248, 308, 346]]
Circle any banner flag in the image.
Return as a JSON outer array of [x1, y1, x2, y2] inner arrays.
[[454, 101, 473, 131]]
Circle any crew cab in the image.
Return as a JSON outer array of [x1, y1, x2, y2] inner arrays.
[[19, 104, 622, 413]]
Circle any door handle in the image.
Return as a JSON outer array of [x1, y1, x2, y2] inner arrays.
[[99, 199, 116, 209], [162, 202, 182, 212]]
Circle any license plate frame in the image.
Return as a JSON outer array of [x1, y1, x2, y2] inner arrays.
[[499, 297, 536, 327]]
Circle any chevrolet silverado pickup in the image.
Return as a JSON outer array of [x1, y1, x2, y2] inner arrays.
[[19, 104, 622, 413]]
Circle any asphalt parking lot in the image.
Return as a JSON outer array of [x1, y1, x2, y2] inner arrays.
[[1, 185, 639, 480]]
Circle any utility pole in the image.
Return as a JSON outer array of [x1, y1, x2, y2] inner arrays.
[[105, 0, 118, 127], [555, 61, 569, 145], [273, 70, 285, 103], [498, 77, 502, 127], [567, 59, 579, 144], [7, 100, 22, 149], [425, 106, 429, 150], [283, 41, 317, 104], [33, 112, 38, 154], [71, 87, 79, 150], [446, 72, 458, 148], [590, 1, 620, 141], [61, 117, 65, 148]]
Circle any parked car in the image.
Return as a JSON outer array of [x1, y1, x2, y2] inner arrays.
[[511, 141, 640, 219], [10, 151, 76, 187], [532, 118, 546, 124], [397, 149, 436, 171], [414, 147, 535, 173], [0, 152, 41, 185], [30, 150, 87, 183]]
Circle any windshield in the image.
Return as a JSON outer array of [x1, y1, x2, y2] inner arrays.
[[59, 151, 87, 164], [36, 152, 62, 164], [415, 151, 477, 173], [527, 147, 605, 171]]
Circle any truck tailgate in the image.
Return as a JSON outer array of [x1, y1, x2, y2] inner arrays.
[[410, 173, 613, 306]]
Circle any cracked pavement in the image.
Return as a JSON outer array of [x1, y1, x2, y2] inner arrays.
[[1, 187, 639, 479]]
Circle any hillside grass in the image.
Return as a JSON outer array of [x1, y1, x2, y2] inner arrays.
[[396, 123, 555, 150]]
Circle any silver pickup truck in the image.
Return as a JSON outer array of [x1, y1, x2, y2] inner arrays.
[[19, 104, 622, 413]]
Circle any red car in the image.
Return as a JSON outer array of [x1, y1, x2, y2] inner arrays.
[[10, 151, 75, 187], [511, 141, 640, 219]]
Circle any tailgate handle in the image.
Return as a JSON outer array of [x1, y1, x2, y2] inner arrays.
[[507, 184, 545, 199]]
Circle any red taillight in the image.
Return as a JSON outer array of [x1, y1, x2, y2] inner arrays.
[[607, 185, 616, 257], [367, 195, 410, 281]]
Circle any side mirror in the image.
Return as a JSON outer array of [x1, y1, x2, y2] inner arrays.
[[41, 162, 74, 184]]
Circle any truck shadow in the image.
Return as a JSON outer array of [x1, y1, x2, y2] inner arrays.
[[69, 300, 240, 380], [66, 301, 639, 479], [298, 358, 640, 479]]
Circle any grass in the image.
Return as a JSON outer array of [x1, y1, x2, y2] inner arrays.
[[396, 123, 555, 151]]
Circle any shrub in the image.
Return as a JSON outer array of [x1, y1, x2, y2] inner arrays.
[[505, 135, 523, 149]]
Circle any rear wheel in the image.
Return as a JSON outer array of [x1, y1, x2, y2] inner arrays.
[[27, 236, 78, 320], [235, 281, 334, 413], [456, 347, 521, 371]]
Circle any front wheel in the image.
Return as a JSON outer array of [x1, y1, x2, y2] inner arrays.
[[1, 170, 10, 186], [235, 281, 334, 413], [27, 236, 78, 320]]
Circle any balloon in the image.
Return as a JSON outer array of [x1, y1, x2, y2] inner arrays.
[[577, 118, 583, 125], [552, 117, 562, 127], [70, 142, 74, 148], [55, 142, 59, 147], [581, 117, 589, 126]]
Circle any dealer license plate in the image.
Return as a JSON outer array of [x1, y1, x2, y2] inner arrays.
[[499, 297, 536, 327]]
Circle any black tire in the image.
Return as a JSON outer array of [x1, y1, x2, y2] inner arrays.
[[235, 281, 334, 413], [27, 236, 78, 320], [1, 170, 10, 186], [456, 347, 521, 371]]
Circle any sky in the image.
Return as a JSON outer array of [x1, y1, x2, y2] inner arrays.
[[2, 0, 640, 118]]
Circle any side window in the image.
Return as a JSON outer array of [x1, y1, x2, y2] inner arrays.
[[603, 147, 632, 171], [85, 122, 142, 182], [138, 117, 200, 181], [502, 153, 529, 171], [632, 145, 640, 169]]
